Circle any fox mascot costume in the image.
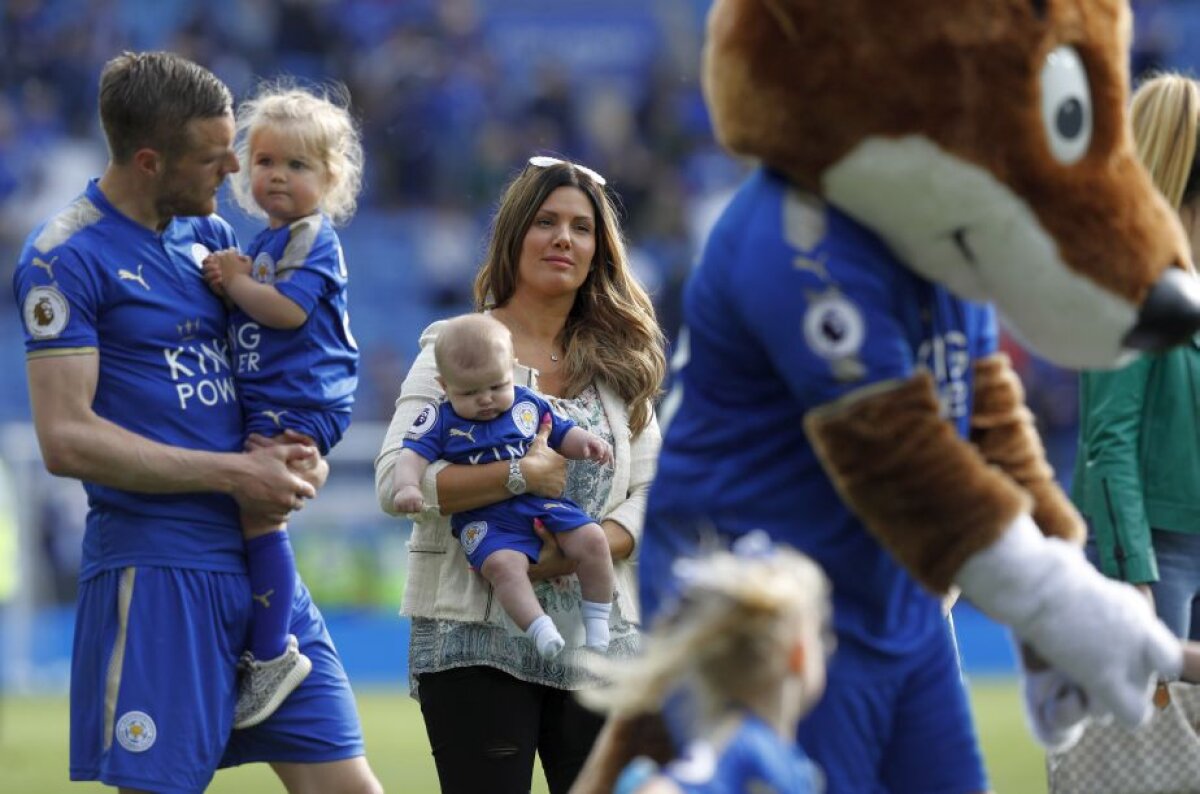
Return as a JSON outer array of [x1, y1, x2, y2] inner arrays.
[[574, 1, 1200, 792]]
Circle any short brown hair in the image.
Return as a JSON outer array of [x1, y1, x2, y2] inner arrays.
[[434, 314, 513, 380], [99, 51, 232, 163]]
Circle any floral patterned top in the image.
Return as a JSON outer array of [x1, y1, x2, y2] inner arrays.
[[409, 382, 641, 693]]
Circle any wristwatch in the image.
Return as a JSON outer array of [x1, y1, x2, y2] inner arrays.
[[505, 457, 527, 495]]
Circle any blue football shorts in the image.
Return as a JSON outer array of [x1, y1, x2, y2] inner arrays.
[[796, 623, 988, 794], [452, 494, 595, 569], [70, 565, 364, 793], [243, 405, 351, 456]]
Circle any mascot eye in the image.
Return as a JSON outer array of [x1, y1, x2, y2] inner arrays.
[[1039, 46, 1093, 165]]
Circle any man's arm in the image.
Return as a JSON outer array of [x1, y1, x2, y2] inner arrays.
[[28, 353, 314, 518]]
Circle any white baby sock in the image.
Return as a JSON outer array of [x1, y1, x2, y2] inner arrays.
[[526, 614, 565, 659], [581, 599, 612, 652]]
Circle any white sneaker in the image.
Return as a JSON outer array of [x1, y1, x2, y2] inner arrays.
[[233, 634, 312, 729]]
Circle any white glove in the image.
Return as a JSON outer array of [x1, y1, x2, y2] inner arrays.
[[957, 515, 1181, 728], [1019, 658, 1089, 751]]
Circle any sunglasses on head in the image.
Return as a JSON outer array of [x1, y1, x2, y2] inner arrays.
[[527, 155, 607, 187]]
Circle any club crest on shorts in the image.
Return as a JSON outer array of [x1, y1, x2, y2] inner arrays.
[[511, 400, 539, 437], [23, 286, 69, 339], [115, 710, 157, 753], [461, 521, 488, 554], [407, 403, 438, 438]]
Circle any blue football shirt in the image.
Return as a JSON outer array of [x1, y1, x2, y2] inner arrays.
[[229, 213, 358, 418], [642, 168, 997, 656], [402, 385, 572, 464], [662, 714, 821, 794], [14, 179, 246, 577]]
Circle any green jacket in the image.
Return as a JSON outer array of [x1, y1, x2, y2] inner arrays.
[[1071, 340, 1200, 584]]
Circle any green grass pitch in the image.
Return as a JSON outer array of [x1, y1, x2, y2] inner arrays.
[[0, 678, 1046, 793]]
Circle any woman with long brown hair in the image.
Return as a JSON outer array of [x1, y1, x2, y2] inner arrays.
[[375, 155, 666, 793]]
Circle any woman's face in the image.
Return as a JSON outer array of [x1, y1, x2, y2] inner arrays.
[[515, 186, 597, 301]]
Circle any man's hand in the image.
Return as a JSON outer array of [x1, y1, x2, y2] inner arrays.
[[247, 430, 328, 492], [522, 414, 568, 497], [202, 248, 252, 289], [233, 442, 317, 525]]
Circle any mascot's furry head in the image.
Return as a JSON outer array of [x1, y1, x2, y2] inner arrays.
[[704, 0, 1200, 366]]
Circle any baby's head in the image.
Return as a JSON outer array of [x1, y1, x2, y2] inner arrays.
[[434, 314, 517, 421], [230, 81, 364, 227]]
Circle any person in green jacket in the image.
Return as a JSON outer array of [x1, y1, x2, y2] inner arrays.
[[1073, 72, 1200, 639]]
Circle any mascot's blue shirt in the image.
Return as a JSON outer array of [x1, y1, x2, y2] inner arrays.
[[642, 168, 997, 657]]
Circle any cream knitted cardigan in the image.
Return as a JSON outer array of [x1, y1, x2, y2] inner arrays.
[[374, 320, 659, 626]]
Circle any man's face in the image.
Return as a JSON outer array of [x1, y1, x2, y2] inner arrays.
[[155, 113, 238, 218]]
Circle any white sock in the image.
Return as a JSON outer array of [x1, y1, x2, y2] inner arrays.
[[526, 614, 565, 659], [581, 599, 612, 652]]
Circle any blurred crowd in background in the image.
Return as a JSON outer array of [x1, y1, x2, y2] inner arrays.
[[0, 0, 1194, 612]]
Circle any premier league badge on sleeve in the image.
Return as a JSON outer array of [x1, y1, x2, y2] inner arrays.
[[406, 403, 438, 439], [803, 287, 867, 382], [190, 243, 211, 270], [23, 285, 69, 340]]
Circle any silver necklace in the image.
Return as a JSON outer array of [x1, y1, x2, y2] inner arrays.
[[504, 312, 563, 363]]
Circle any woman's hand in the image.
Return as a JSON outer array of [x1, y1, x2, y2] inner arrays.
[[528, 518, 578, 581], [522, 414, 567, 497]]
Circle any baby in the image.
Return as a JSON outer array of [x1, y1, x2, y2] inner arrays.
[[392, 313, 616, 659]]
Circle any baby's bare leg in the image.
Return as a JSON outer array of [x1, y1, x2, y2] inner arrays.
[[481, 549, 544, 630], [483, 549, 565, 659], [555, 522, 615, 603], [556, 523, 615, 651]]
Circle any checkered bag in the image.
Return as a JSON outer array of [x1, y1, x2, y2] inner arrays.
[[1047, 682, 1200, 794]]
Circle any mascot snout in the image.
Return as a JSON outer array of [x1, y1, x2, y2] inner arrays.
[[1124, 268, 1200, 352]]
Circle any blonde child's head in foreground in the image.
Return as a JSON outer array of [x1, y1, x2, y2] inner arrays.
[[583, 542, 833, 735], [231, 82, 364, 229], [434, 314, 518, 421]]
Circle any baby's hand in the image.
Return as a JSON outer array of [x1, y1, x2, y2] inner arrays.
[[582, 436, 613, 466], [392, 485, 425, 515], [201, 256, 226, 296], [206, 248, 253, 283]]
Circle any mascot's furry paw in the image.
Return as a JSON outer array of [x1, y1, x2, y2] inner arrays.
[[1018, 645, 1089, 751], [959, 516, 1182, 727]]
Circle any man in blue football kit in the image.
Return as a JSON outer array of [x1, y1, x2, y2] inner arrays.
[[13, 52, 380, 793], [640, 169, 991, 793]]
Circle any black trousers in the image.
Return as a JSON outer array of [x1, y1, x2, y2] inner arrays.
[[417, 665, 606, 794]]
